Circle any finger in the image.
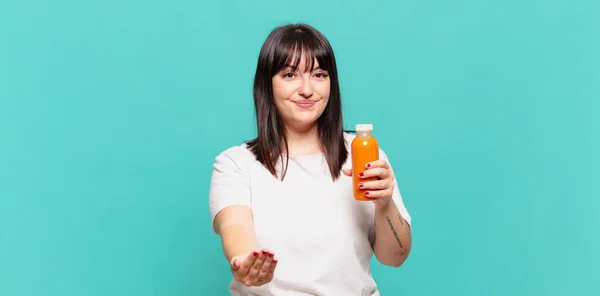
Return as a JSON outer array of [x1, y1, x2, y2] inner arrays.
[[364, 188, 394, 199], [342, 168, 352, 176], [358, 179, 389, 190], [256, 252, 274, 283], [366, 160, 389, 169], [359, 168, 390, 179], [265, 256, 278, 282], [237, 250, 259, 277], [246, 249, 268, 280]]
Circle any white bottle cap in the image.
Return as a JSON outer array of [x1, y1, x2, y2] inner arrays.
[[355, 124, 373, 132]]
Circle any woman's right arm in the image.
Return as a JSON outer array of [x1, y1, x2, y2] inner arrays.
[[209, 149, 278, 286], [213, 205, 258, 261], [215, 205, 278, 286]]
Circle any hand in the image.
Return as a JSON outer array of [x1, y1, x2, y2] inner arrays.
[[342, 159, 395, 208], [230, 248, 278, 287]]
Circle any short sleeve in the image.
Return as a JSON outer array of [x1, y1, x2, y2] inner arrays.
[[208, 147, 252, 230]]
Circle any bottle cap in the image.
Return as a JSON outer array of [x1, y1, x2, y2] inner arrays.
[[355, 124, 373, 132]]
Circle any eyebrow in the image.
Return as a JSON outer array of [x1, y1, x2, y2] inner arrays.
[[283, 64, 325, 71]]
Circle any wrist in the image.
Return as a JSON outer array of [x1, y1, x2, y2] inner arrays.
[[374, 198, 395, 214]]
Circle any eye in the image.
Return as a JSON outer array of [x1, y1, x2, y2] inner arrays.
[[282, 72, 295, 78], [314, 72, 329, 79]]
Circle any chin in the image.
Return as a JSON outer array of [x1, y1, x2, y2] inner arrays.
[[292, 114, 322, 126]]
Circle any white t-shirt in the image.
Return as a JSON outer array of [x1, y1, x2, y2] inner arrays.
[[209, 133, 411, 296]]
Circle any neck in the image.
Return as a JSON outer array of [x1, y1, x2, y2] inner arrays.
[[283, 123, 321, 157]]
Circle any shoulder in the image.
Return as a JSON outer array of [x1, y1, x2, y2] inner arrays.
[[212, 142, 256, 172], [343, 131, 356, 152], [343, 131, 356, 143]]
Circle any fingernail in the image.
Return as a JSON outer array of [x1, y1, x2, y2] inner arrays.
[[253, 251, 259, 256], [268, 252, 274, 257], [366, 163, 371, 168], [273, 257, 278, 262], [358, 183, 364, 188], [359, 172, 364, 177], [365, 191, 370, 196], [262, 250, 267, 255]]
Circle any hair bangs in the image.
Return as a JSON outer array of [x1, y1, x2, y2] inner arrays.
[[272, 31, 334, 75]]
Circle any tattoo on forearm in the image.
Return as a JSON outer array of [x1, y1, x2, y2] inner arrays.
[[386, 216, 406, 256]]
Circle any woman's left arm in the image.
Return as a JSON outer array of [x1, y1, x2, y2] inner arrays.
[[372, 198, 412, 267], [345, 159, 412, 267]]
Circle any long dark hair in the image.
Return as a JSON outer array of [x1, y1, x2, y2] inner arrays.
[[246, 23, 348, 181]]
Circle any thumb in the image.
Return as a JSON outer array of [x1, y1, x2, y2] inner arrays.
[[342, 168, 352, 177], [230, 258, 240, 270]]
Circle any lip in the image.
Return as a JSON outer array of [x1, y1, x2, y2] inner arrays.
[[294, 100, 316, 109]]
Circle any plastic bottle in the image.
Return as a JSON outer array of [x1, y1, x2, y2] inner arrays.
[[351, 124, 379, 201]]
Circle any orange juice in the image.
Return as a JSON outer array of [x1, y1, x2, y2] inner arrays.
[[351, 124, 379, 201]]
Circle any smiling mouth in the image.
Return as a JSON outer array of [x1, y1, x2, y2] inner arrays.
[[294, 100, 316, 109]]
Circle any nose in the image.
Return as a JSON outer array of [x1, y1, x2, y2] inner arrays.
[[297, 75, 313, 98]]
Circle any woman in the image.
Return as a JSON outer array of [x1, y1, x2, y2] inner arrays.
[[209, 23, 412, 295]]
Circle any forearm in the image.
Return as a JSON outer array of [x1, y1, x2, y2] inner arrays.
[[373, 199, 412, 267], [219, 224, 259, 261]]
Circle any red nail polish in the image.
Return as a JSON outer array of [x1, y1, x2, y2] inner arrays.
[[359, 172, 364, 177], [253, 251, 259, 256], [268, 253, 274, 257], [358, 183, 363, 188], [364, 191, 370, 196], [366, 163, 371, 168]]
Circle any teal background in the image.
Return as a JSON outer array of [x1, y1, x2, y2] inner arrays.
[[1, 0, 599, 295]]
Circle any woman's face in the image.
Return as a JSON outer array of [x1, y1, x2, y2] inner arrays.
[[272, 57, 330, 131]]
